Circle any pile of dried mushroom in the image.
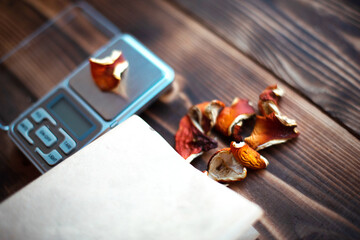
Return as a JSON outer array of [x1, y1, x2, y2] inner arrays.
[[175, 85, 299, 182]]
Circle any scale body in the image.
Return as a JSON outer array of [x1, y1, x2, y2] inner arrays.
[[7, 34, 174, 173]]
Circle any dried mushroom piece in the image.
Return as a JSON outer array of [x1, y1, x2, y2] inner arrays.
[[258, 84, 284, 115], [89, 50, 129, 91], [231, 124, 244, 142], [207, 148, 247, 182], [188, 100, 225, 134], [215, 98, 255, 139], [245, 112, 299, 151], [230, 141, 268, 169], [175, 115, 217, 163]]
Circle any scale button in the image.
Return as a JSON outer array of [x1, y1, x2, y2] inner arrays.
[[17, 118, 34, 144], [35, 126, 57, 147], [31, 108, 56, 125], [59, 128, 76, 154], [35, 148, 62, 165]]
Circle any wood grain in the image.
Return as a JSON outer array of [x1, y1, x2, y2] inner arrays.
[[170, 0, 360, 136], [0, 0, 359, 239], [2, 1, 115, 98], [0, 65, 36, 124], [84, 0, 360, 238], [4, 29, 87, 97], [0, 1, 46, 57]]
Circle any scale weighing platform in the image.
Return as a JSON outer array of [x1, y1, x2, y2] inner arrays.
[[0, 3, 174, 173]]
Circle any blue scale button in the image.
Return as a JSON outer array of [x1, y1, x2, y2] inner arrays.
[[17, 118, 34, 144], [31, 108, 56, 125], [35, 126, 57, 147], [35, 148, 62, 166], [59, 128, 76, 154]]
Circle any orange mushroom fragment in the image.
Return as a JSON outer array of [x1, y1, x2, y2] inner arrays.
[[175, 115, 217, 163], [232, 124, 244, 143], [188, 100, 225, 134], [230, 141, 269, 169], [207, 148, 247, 183], [258, 84, 284, 115], [215, 98, 255, 139], [245, 112, 299, 151], [89, 50, 129, 91]]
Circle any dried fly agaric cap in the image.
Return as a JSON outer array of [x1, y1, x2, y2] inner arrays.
[[215, 98, 255, 138], [188, 100, 225, 134], [89, 50, 129, 91], [245, 112, 299, 151], [175, 115, 217, 163], [207, 148, 247, 182], [230, 141, 269, 170], [258, 84, 284, 115]]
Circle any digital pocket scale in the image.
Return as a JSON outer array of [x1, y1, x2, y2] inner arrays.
[[2, 5, 174, 173]]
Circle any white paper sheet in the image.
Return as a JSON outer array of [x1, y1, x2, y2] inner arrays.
[[0, 115, 262, 240]]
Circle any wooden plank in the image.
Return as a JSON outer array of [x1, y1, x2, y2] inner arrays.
[[0, 65, 37, 124], [0, 0, 359, 239], [23, 0, 72, 19], [0, 1, 46, 57], [24, 0, 111, 54], [84, 0, 360, 238], [170, 0, 360, 136]]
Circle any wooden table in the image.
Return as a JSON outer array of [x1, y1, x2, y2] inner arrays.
[[0, 0, 359, 239]]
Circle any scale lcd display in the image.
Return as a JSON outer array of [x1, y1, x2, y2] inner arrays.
[[49, 96, 93, 139]]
